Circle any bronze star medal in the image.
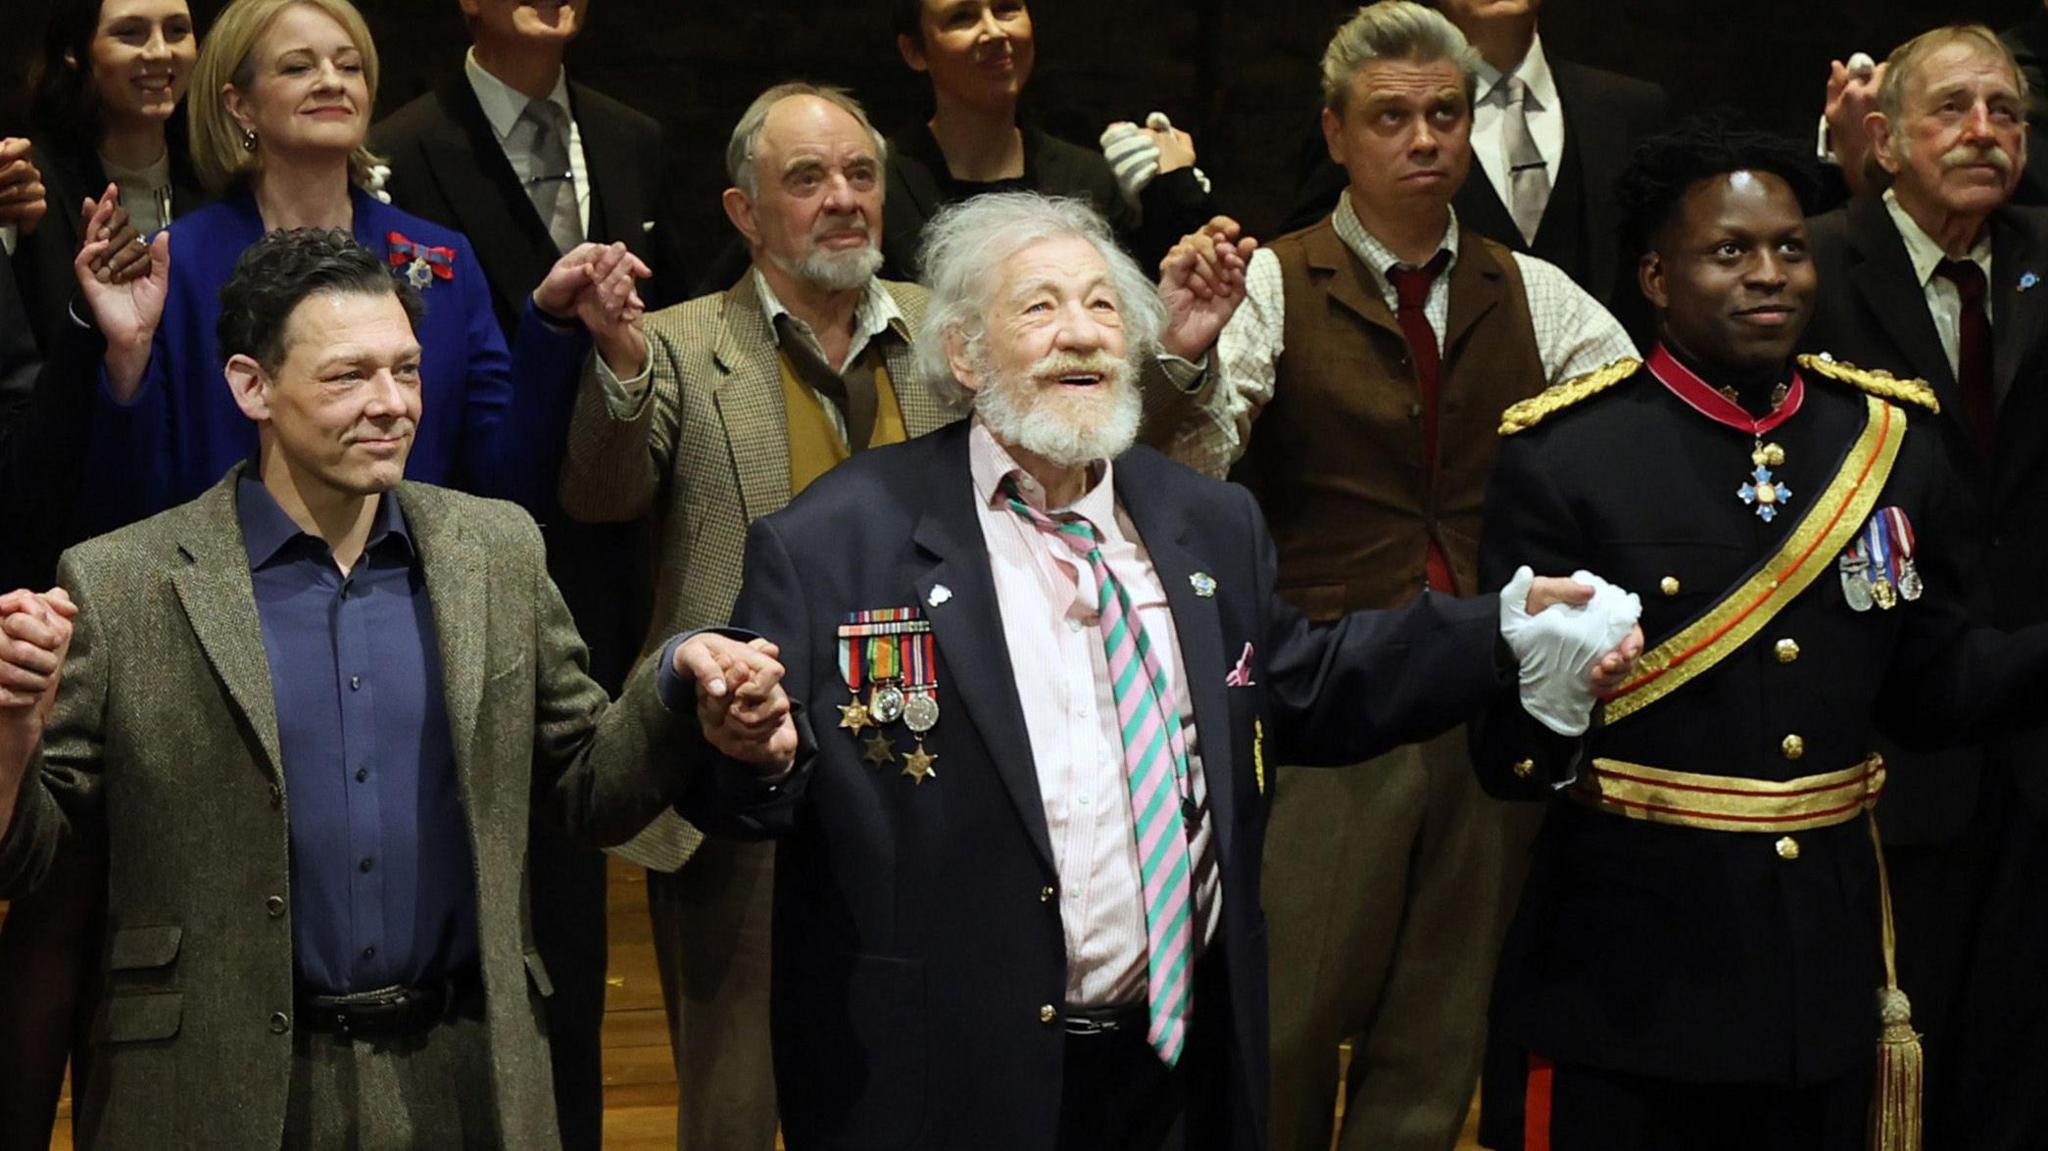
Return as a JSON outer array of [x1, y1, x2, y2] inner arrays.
[[837, 698, 872, 734], [862, 730, 897, 767], [901, 743, 938, 784]]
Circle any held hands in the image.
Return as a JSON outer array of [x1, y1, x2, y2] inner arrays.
[[1158, 215, 1257, 361], [0, 588, 78, 783], [0, 139, 49, 236], [670, 634, 798, 775], [533, 241, 651, 378], [76, 188, 171, 403], [1500, 567, 1644, 737]]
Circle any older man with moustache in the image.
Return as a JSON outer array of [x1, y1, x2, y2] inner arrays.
[[556, 82, 962, 1150], [664, 189, 1640, 1151], [1804, 25, 2048, 1148]]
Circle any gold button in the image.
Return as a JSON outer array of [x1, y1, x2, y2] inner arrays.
[[1782, 734, 1805, 760], [1038, 1004, 1057, 1025], [1513, 758, 1536, 779], [1775, 638, 1800, 664], [1039, 886, 1056, 904], [1775, 836, 1801, 861], [1660, 576, 1680, 596]]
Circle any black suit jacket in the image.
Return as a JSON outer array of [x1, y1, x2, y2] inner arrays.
[[1805, 194, 2048, 824], [1279, 58, 1666, 314], [372, 70, 688, 338], [683, 421, 1504, 1151]]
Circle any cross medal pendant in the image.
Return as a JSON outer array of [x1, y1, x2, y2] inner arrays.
[[1738, 438, 1790, 523]]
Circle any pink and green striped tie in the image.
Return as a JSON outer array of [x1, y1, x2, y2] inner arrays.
[[1005, 478, 1196, 1066]]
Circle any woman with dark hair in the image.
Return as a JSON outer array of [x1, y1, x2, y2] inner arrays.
[[11, 0, 207, 354], [882, 0, 1217, 278]]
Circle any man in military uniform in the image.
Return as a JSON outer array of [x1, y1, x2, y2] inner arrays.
[[1471, 120, 2048, 1149]]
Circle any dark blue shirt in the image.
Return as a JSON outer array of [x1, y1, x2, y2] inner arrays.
[[238, 475, 476, 993]]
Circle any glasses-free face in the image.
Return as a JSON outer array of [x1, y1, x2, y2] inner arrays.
[[899, 0, 1034, 114], [86, 0, 198, 131], [1643, 170, 1816, 376], [224, 3, 369, 162]]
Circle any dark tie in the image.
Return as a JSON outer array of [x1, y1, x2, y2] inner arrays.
[[774, 314, 882, 453], [1934, 259, 1995, 455], [1386, 251, 1457, 594], [519, 99, 583, 254]]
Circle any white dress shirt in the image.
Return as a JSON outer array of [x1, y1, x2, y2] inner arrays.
[[1174, 192, 1639, 479], [968, 421, 1223, 1008], [1880, 188, 1993, 382], [465, 48, 591, 238], [1472, 35, 1566, 215]]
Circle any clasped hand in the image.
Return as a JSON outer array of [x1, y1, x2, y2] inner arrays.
[[670, 634, 798, 775], [1501, 568, 1646, 737]]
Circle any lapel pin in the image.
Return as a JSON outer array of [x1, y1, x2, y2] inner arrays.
[[928, 584, 953, 607], [1189, 572, 1217, 598], [2022, 272, 2039, 292]]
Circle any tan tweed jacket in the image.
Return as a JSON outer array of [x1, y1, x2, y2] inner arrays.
[[558, 274, 961, 867], [0, 467, 698, 1150]]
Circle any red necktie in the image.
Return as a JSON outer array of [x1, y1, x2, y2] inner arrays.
[[1935, 258, 1995, 456], [1387, 252, 1457, 594]]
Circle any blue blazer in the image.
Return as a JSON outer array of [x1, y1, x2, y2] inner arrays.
[[81, 186, 588, 533], [684, 420, 1506, 1151]]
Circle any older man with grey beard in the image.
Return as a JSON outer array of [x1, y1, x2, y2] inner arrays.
[[662, 189, 1641, 1151]]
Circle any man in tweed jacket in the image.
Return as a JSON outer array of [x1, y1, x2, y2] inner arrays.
[[0, 230, 776, 1148], [557, 82, 958, 1149]]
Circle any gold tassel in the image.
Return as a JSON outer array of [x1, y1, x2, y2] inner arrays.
[[1867, 813, 1922, 1151]]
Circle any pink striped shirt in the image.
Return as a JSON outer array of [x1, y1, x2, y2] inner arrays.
[[968, 421, 1223, 1008]]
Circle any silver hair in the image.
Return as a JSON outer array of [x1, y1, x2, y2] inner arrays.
[[1320, 2, 1483, 113], [726, 81, 889, 200], [914, 192, 1168, 407]]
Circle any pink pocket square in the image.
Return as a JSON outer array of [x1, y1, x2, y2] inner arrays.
[[1225, 642, 1256, 687]]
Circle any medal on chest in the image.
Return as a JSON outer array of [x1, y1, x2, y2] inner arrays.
[[1837, 507, 1923, 612], [837, 609, 943, 783], [1646, 344, 1805, 523]]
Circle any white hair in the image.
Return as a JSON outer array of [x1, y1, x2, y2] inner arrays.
[[913, 191, 1167, 406], [1321, 2, 1483, 113]]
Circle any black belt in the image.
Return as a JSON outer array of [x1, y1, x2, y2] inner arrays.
[[296, 968, 485, 1037], [1063, 1003, 1146, 1037]]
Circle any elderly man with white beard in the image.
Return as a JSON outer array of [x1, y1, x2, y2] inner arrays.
[[667, 190, 1644, 1151]]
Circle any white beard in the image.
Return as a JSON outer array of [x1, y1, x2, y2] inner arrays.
[[974, 349, 1142, 470]]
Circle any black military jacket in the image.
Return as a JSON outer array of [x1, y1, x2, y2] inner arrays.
[[1470, 357, 2048, 1085]]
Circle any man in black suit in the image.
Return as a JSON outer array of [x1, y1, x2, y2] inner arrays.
[[675, 190, 1637, 1151], [369, 3, 687, 1146], [1281, 0, 1664, 318], [1803, 24, 2048, 1149]]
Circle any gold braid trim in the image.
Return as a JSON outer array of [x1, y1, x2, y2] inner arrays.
[[1797, 353, 1941, 414], [1498, 357, 1642, 435]]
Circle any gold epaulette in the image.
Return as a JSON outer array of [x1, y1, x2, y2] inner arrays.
[[1499, 357, 1642, 435], [1797, 353, 1941, 414]]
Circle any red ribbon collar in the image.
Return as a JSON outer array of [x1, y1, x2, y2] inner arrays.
[[1645, 343, 1804, 437]]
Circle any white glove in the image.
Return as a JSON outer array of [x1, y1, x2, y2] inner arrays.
[[1499, 566, 1642, 737], [1100, 113, 1212, 208]]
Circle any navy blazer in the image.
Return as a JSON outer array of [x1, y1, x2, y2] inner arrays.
[[685, 420, 1504, 1151], [78, 186, 588, 535]]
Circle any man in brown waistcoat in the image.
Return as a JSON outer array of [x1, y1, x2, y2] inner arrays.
[[1160, 4, 1635, 1148]]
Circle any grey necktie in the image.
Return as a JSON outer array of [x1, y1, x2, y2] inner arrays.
[[519, 99, 583, 254], [1495, 76, 1551, 246]]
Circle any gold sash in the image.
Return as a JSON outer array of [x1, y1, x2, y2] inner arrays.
[[1601, 394, 1904, 725], [1572, 755, 1885, 832]]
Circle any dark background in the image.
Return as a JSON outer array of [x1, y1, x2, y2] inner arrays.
[[3, 0, 2038, 278]]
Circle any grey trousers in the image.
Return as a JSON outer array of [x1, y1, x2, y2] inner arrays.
[[1262, 729, 1544, 1151], [283, 1013, 503, 1151]]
